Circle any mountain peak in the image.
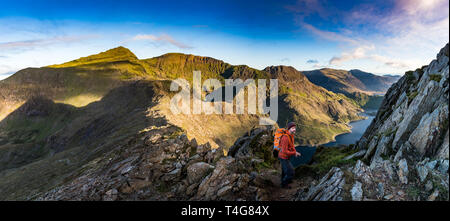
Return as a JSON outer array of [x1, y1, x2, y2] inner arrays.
[[48, 46, 138, 68], [104, 46, 137, 58]]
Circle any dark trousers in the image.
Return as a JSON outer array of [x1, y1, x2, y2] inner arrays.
[[280, 158, 294, 187]]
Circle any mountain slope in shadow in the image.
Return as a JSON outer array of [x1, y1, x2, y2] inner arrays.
[[0, 81, 172, 200]]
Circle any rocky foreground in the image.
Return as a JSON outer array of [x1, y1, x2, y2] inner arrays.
[[37, 123, 286, 200]]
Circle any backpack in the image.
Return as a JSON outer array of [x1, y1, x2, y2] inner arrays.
[[273, 128, 289, 158]]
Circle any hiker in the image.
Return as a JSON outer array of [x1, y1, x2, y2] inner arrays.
[[278, 122, 301, 188]]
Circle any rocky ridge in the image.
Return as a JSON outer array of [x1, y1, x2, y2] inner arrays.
[[295, 43, 449, 201], [37, 125, 281, 201]]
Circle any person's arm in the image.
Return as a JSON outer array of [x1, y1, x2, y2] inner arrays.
[[280, 135, 296, 156]]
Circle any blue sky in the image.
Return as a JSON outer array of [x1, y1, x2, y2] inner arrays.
[[0, 0, 448, 79]]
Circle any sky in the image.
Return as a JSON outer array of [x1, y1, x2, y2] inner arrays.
[[0, 0, 448, 80]]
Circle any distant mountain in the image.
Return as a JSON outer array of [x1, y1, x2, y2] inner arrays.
[[303, 68, 400, 96], [262, 65, 363, 144], [349, 69, 400, 93], [383, 74, 402, 78], [302, 68, 401, 109]]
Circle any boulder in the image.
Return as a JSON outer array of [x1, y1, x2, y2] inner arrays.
[[299, 167, 345, 201], [351, 181, 363, 201], [343, 150, 366, 161], [397, 159, 409, 184], [103, 188, 118, 201], [186, 162, 215, 184]]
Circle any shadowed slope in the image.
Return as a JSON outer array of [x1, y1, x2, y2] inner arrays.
[[0, 81, 168, 200]]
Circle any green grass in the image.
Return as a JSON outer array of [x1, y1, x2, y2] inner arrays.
[[0, 98, 77, 171], [295, 146, 359, 178], [405, 71, 415, 84], [383, 127, 397, 137], [362, 95, 384, 110], [429, 74, 442, 82], [406, 186, 422, 199], [407, 91, 418, 105], [48, 46, 138, 68]]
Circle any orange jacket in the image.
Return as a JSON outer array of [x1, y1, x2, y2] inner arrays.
[[278, 132, 296, 159]]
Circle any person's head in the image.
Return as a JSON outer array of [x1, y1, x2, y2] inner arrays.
[[286, 122, 296, 134]]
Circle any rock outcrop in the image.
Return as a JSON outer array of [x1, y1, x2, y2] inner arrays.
[[296, 43, 449, 201], [37, 125, 278, 201]]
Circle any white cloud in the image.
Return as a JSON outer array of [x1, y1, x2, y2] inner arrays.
[[329, 45, 374, 65], [290, 0, 449, 73], [131, 34, 193, 49], [329, 45, 412, 69], [300, 22, 360, 45], [0, 35, 97, 52]]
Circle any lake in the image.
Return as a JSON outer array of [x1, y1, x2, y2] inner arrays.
[[322, 110, 376, 147]]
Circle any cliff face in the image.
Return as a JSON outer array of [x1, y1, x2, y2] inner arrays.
[[296, 43, 449, 201], [357, 43, 449, 164]]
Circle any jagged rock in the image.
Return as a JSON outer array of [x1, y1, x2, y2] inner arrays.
[[437, 130, 449, 159], [426, 160, 438, 171], [358, 43, 448, 169], [428, 189, 440, 201], [425, 181, 433, 192], [415, 158, 438, 183], [437, 159, 449, 174], [256, 188, 270, 201], [377, 183, 384, 199], [416, 164, 429, 183], [351, 181, 363, 201], [393, 80, 443, 150], [371, 135, 393, 164], [397, 159, 409, 184], [186, 162, 215, 184], [203, 146, 225, 164], [186, 183, 199, 196], [196, 157, 237, 200], [167, 168, 181, 176], [217, 185, 233, 197], [368, 159, 395, 182], [408, 104, 448, 156], [353, 160, 374, 184], [196, 143, 212, 156], [227, 126, 272, 158], [144, 133, 162, 145], [300, 167, 345, 201], [343, 150, 366, 161], [103, 189, 118, 201], [384, 194, 393, 200], [363, 138, 379, 160]]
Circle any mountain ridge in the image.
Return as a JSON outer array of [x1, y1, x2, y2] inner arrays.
[[0, 47, 363, 147]]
